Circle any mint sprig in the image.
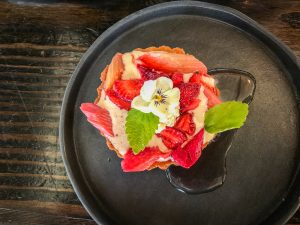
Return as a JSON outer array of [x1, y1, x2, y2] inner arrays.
[[125, 109, 159, 154], [204, 101, 249, 134]]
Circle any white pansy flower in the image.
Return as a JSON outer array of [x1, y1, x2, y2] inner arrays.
[[132, 77, 180, 133]]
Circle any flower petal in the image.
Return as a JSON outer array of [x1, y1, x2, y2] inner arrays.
[[149, 101, 168, 123], [165, 87, 180, 104], [166, 88, 180, 123], [168, 105, 180, 118], [156, 77, 173, 92], [140, 80, 157, 102], [131, 96, 151, 113]]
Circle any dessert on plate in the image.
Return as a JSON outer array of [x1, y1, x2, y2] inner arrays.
[[80, 46, 248, 172]]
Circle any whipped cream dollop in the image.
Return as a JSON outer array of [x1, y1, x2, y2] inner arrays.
[[131, 77, 180, 132]]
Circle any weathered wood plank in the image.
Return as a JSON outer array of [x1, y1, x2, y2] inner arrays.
[[0, 208, 95, 225], [0, 201, 89, 218]]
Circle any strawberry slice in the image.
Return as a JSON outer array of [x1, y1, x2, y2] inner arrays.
[[178, 82, 200, 111], [105, 53, 124, 90], [181, 98, 200, 113], [157, 127, 187, 149], [189, 72, 202, 83], [121, 147, 171, 172], [189, 72, 221, 108], [137, 64, 169, 80], [203, 87, 222, 109], [170, 72, 183, 86], [106, 90, 131, 110], [113, 79, 144, 101], [174, 113, 196, 135], [139, 52, 207, 74], [172, 129, 204, 169], [80, 103, 114, 137], [179, 83, 200, 102], [190, 72, 220, 96]]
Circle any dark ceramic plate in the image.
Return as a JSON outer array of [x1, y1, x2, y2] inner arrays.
[[59, 1, 300, 225]]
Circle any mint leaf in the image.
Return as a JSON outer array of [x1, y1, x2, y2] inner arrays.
[[204, 101, 249, 134], [125, 109, 159, 154]]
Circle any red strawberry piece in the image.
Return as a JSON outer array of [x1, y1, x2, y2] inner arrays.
[[137, 64, 169, 80], [202, 81, 220, 98], [121, 147, 171, 172], [203, 87, 222, 109], [205, 85, 220, 99], [179, 83, 200, 103], [171, 72, 183, 86], [174, 113, 196, 135], [157, 127, 187, 149], [106, 89, 131, 110], [105, 53, 124, 90], [80, 103, 114, 137], [178, 82, 200, 111], [189, 72, 202, 84], [180, 98, 200, 113], [190, 72, 220, 97], [113, 79, 143, 101], [139, 52, 207, 74], [172, 129, 204, 169], [160, 139, 175, 149]]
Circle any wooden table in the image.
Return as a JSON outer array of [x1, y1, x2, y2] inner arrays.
[[0, 0, 299, 224]]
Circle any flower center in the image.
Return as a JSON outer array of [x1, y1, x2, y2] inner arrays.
[[154, 89, 167, 106]]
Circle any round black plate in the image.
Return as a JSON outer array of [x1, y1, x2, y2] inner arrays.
[[59, 2, 300, 225]]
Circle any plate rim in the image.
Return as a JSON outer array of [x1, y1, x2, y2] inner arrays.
[[59, 1, 300, 225]]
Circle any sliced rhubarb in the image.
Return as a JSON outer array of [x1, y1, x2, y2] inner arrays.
[[203, 87, 222, 109], [121, 147, 171, 172], [139, 52, 207, 74], [80, 103, 114, 137], [189, 72, 220, 96]]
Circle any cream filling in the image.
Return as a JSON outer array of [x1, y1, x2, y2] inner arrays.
[[98, 90, 130, 156], [157, 156, 173, 162], [147, 135, 170, 153], [203, 132, 216, 145], [188, 86, 216, 147], [192, 87, 207, 134], [183, 73, 194, 83], [202, 76, 215, 87], [121, 51, 144, 80]]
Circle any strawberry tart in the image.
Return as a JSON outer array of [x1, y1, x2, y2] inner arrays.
[[80, 46, 248, 172]]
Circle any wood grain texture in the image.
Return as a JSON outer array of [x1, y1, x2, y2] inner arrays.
[[0, 0, 299, 224], [0, 207, 94, 224]]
